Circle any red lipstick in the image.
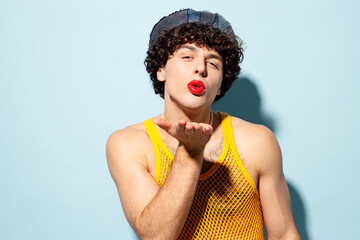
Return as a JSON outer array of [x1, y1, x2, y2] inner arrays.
[[187, 80, 206, 95]]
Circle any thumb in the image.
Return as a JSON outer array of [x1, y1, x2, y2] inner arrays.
[[153, 117, 173, 133]]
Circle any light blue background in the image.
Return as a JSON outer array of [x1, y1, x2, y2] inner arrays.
[[1, 0, 359, 239]]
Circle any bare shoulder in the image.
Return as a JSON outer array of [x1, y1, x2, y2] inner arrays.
[[107, 122, 149, 150], [106, 122, 154, 182], [230, 116, 282, 173], [230, 116, 278, 145]]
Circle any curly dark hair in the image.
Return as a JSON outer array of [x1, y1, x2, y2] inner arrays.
[[145, 22, 244, 101]]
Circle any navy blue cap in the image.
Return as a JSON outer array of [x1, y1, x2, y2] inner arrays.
[[149, 9, 234, 46]]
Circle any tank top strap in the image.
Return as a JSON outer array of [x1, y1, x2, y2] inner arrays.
[[143, 118, 159, 147], [143, 118, 173, 183], [218, 112, 235, 147], [218, 111, 259, 192], [218, 112, 231, 138]]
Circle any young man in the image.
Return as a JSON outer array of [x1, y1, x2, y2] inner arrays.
[[107, 9, 300, 240]]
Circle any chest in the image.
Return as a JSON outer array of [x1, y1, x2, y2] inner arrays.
[[144, 123, 259, 188]]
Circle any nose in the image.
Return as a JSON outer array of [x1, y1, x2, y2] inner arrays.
[[194, 59, 207, 78]]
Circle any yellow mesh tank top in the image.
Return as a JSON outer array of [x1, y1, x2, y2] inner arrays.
[[144, 112, 264, 239]]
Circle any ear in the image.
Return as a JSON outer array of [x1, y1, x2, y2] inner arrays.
[[157, 67, 166, 82]]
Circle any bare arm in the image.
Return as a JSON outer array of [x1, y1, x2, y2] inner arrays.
[[106, 119, 212, 240], [256, 127, 300, 240]]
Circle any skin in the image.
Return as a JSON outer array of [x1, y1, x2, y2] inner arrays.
[[106, 44, 300, 240]]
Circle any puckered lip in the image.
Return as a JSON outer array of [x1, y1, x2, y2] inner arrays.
[[187, 80, 206, 95]]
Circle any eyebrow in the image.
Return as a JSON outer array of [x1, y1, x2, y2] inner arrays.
[[178, 45, 223, 62]]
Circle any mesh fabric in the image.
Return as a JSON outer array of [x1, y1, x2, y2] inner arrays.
[[144, 112, 264, 239]]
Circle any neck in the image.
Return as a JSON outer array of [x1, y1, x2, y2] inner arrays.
[[162, 102, 212, 124]]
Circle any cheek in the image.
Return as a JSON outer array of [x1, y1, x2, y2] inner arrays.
[[214, 74, 223, 89], [167, 65, 188, 82], [217, 78, 223, 88]]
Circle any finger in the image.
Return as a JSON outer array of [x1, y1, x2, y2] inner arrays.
[[153, 118, 173, 133], [175, 120, 187, 133], [201, 124, 213, 135], [185, 122, 195, 135], [193, 123, 202, 135]]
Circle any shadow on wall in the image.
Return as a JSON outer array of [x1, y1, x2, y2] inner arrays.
[[213, 76, 310, 240], [288, 182, 310, 240], [212, 76, 276, 132]]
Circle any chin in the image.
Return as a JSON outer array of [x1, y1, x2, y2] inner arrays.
[[167, 91, 215, 109], [179, 97, 213, 110]]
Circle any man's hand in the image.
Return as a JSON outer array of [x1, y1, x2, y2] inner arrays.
[[153, 118, 212, 153]]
